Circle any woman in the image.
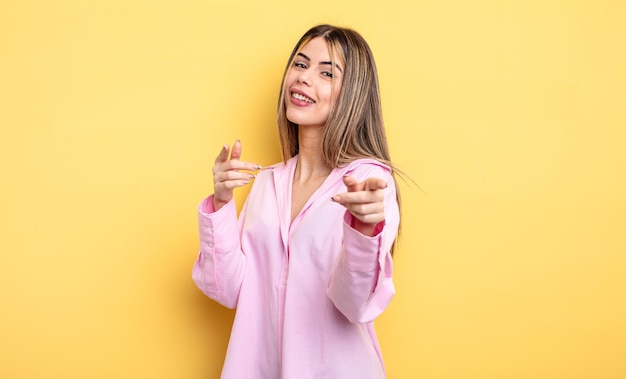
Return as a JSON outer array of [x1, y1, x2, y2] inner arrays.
[[193, 24, 400, 379]]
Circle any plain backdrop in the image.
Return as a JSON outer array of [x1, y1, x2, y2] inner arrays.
[[1, 0, 625, 378]]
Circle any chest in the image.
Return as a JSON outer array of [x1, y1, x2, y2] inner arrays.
[[291, 176, 329, 223]]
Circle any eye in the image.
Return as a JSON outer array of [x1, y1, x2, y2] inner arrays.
[[321, 71, 333, 78], [294, 61, 307, 69]]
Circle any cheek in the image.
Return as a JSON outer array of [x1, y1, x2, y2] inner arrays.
[[329, 81, 342, 107], [332, 77, 343, 94], [283, 70, 296, 92]]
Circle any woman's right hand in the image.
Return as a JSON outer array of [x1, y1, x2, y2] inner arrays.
[[212, 140, 260, 211]]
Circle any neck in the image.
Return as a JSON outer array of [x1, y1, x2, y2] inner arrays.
[[295, 125, 331, 181]]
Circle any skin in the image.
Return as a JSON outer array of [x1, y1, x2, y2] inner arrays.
[[284, 37, 340, 130], [211, 38, 386, 236]]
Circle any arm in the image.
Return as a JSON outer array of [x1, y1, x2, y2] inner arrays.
[[327, 170, 400, 323], [192, 196, 247, 309], [191, 140, 259, 308]]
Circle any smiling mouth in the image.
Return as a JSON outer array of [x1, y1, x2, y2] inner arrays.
[[291, 92, 315, 103]]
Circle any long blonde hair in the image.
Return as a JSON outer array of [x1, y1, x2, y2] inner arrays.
[[277, 24, 403, 253]]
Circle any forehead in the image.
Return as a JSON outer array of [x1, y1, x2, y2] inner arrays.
[[298, 37, 344, 67], [298, 37, 331, 57]]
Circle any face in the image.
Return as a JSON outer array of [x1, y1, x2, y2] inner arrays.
[[284, 37, 343, 129]]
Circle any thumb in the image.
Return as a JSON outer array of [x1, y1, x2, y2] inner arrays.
[[230, 139, 242, 160], [342, 175, 363, 192], [363, 177, 388, 191]]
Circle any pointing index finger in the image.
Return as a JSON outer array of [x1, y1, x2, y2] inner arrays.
[[215, 144, 230, 164]]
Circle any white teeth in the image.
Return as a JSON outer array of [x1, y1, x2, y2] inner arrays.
[[292, 92, 314, 103]]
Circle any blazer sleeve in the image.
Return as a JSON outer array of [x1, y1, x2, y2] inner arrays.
[[327, 168, 400, 324], [192, 195, 247, 309]]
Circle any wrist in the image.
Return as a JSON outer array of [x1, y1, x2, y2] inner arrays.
[[351, 216, 377, 237], [213, 197, 229, 211]]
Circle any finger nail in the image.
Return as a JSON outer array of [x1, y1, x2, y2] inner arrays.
[[331, 195, 340, 202], [256, 164, 262, 170]]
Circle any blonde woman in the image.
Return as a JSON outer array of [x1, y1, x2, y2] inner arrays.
[[193, 24, 401, 379]]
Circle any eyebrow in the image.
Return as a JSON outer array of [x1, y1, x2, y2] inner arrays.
[[297, 52, 343, 73]]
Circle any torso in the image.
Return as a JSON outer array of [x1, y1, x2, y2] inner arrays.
[[291, 174, 330, 223]]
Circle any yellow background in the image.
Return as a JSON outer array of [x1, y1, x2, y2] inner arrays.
[[1, 0, 625, 378]]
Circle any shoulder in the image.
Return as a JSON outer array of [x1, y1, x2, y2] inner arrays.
[[341, 158, 394, 182]]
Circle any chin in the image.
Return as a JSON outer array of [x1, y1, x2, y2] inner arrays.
[[285, 111, 304, 125]]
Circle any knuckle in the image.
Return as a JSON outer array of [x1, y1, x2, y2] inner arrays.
[[355, 204, 368, 215]]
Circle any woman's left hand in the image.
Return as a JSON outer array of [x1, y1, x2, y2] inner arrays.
[[332, 175, 387, 236]]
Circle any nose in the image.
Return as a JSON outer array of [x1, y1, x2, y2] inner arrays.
[[297, 69, 311, 86]]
